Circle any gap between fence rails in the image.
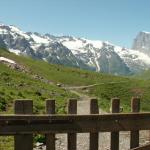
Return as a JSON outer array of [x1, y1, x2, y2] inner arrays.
[[0, 97, 149, 150]]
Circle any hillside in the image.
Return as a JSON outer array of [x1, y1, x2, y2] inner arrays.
[[132, 31, 150, 56], [134, 69, 150, 80], [0, 49, 78, 114], [1, 47, 150, 150], [1, 48, 150, 113], [1, 24, 150, 75]]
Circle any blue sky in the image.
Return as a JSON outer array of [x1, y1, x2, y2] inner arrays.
[[0, 0, 150, 48]]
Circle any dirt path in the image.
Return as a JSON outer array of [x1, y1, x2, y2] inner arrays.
[[63, 81, 128, 90], [34, 90, 129, 150], [34, 89, 150, 150]]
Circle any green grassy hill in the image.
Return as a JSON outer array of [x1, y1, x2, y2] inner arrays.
[[0, 49, 78, 114], [1, 48, 150, 113], [134, 69, 150, 80], [1, 48, 150, 150]]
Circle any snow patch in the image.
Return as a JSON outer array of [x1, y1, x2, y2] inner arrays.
[[9, 49, 21, 55], [42, 58, 47, 61], [85, 39, 103, 49], [114, 46, 150, 65], [0, 28, 8, 34], [9, 25, 30, 39], [30, 34, 50, 44], [31, 43, 42, 51], [107, 54, 111, 59], [62, 38, 85, 53], [0, 57, 16, 64], [95, 57, 100, 71], [56, 56, 60, 60], [62, 37, 103, 55], [141, 31, 150, 34]]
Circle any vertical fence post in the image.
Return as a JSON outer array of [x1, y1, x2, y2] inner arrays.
[[90, 98, 99, 150], [14, 100, 33, 150], [46, 100, 56, 150], [67, 99, 77, 150], [111, 98, 120, 150], [130, 97, 140, 149]]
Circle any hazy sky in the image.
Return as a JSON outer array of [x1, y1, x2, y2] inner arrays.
[[0, 0, 150, 48]]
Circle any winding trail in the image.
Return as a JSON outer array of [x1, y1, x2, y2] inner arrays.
[[63, 81, 128, 90], [34, 87, 149, 150]]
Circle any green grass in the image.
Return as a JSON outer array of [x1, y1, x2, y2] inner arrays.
[[0, 51, 79, 149], [1, 48, 150, 113], [0, 54, 78, 114], [1, 48, 150, 149], [133, 69, 150, 80], [0, 48, 127, 86], [85, 79, 150, 112]]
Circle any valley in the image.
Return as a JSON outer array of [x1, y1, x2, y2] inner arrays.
[[1, 24, 150, 149], [1, 48, 150, 114]]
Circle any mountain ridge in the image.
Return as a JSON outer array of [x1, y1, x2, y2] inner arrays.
[[132, 31, 150, 56], [1, 23, 150, 75], [1, 47, 150, 113]]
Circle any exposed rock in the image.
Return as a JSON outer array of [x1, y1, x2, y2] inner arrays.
[[1, 24, 150, 75], [132, 31, 150, 56]]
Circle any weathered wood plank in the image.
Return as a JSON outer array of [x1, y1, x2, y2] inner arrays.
[[67, 99, 77, 150], [90, 98, 99, 150], [130, 98, 140, 149], [0, 113, 150, 134], [14, 100, 33, 150], [130, 143, 150, 150], [111, 98, 120, 150], [46, 100, 55, 150]]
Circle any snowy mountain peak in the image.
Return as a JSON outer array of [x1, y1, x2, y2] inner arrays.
[[132, 31, 150, 56], [0, 23, 150, 75], [141, 31, 150, 34], [28, 32, 51, 44], [0, 23, 5, 26]]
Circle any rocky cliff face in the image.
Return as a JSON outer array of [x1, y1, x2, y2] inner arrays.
[[132, 31, 150, 56], [0, 23, 150, 75]]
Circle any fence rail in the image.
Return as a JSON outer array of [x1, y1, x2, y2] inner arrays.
[[130, 143, 150, 150], [0, 98, 150, 150], [0, 113, 150, 134]]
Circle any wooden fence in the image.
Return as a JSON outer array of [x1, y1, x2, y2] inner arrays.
[[0, 98, 150, 150]]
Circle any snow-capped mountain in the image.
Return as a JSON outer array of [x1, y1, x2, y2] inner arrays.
[[132, 31, 150, 56], [0, 23, 150, 75]]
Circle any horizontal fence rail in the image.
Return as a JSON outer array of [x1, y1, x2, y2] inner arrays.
[[0, 113, 150, 134], [0, 98, 149, 150], [130, 143, 150, 150]]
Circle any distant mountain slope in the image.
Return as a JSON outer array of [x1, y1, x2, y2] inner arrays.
[[132, 31, 150, 56], [0, 48, 77, 113], [134, 69, 150, 80], [0, 23, 150, 75], [1, 48, 150, 112]]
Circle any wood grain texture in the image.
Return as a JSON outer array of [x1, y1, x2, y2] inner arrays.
[[130, 143, 150, 150], [46, 100, 56, 150], [111, 98, 120, 150], [90, 99, 99, 150], [130, 97, 140, 149], [0, 113, 149, 134], [67, 99, 77, 150], [14, 100, 33, 150]]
